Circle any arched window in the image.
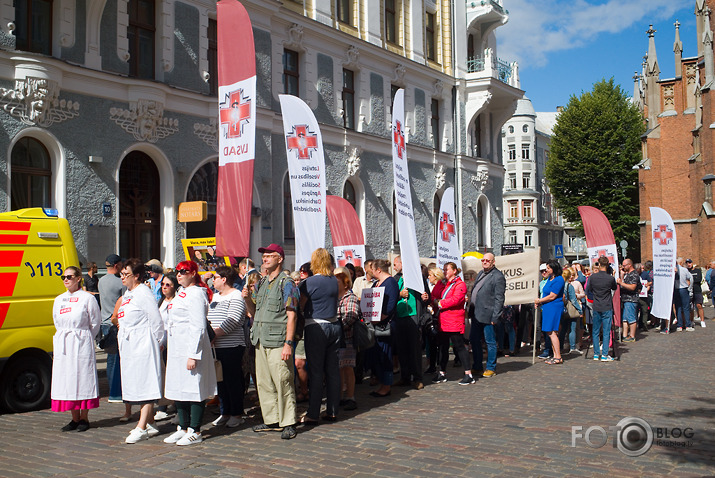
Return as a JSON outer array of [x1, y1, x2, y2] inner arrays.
[[477, 200, 485, 248], [186, 160, 218, 238], [343, 180, 356, 210], [392, 191, 399, 245], [433, 193, 441, 245], [11, 137, 51, 210], [284, 174, 294, 240], [118, 151, 160, 260]]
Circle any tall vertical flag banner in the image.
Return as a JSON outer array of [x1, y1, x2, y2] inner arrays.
[[436, 187, 462, 270], [279, 94, 326, 267], [578, 205, 621, 326], [649, 207, 676, 319], [326, 195, 365, 267], [391, 89, 424, 293], [215, 0, 256, 257]]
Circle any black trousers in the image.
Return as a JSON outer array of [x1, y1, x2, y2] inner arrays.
[[394, 316, 423, 382], [438, 330, 470, 372]]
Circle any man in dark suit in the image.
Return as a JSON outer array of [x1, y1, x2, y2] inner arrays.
[[468, 253, 506, 378]]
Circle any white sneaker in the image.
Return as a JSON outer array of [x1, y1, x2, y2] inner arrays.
[[685, 327, 695, 331], [154, 411, 170, 421], [163, 426, 187, 444], [125, 427, 148, 444], [176, 427, 202, 446], [212, 415, 229, 426], [676, 327, 683, 332], [145, 422, 160, 437], [226, 416, 245, 428]]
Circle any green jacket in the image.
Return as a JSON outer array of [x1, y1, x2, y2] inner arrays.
[[396, 274, 418, 318], [250, 271, 291, 348]]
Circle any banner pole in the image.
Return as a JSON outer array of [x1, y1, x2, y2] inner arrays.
[[532, 306, 539, 365]]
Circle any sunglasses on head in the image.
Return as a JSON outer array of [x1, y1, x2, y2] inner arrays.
[[176, 269, 190, 275], [60, 275, 77, 280]]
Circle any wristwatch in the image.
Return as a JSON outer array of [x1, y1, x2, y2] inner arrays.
[[284, 340, 295, 346]]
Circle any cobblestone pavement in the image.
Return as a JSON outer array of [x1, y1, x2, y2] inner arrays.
[[1, 311, 714, 477]]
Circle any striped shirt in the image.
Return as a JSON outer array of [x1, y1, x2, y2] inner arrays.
[[207, 289, 247, 348]]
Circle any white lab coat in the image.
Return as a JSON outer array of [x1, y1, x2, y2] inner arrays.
[[117, 284, 165, 402], [164, 285, 217, 401], [51, 290, 102, 401]]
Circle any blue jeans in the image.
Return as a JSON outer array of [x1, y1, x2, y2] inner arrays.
[[304, 321, 342, 419], [592, 310, 612, 358], [470, 320, 497, 372], [559, 317, 578, 350], [675, 288, 692, 328], [101, 324, 122, 400], [622, 301, 638, 324], [496, 321, 516, 352]]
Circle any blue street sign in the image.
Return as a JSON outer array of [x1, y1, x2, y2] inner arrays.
[[554, 244, 564, 259]]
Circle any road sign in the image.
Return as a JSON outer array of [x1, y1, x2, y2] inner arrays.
[[554, 244, 564, 259]]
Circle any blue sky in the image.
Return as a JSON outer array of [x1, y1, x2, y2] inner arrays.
[[497, 0, 698, 112]]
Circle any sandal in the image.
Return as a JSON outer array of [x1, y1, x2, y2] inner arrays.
[[545, 357, 563, 365]]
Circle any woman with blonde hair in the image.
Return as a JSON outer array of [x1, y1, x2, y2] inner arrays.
[[299, 248, 340, 423], [559, 268, 583, 355], [334, 267, 359, 411]]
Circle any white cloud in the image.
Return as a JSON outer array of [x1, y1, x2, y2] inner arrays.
[[497, 0, 686, 69]]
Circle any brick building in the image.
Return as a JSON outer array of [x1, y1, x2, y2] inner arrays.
[[637, 0, 715, 265]]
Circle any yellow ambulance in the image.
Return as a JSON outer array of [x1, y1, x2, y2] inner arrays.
[[0, 208, 79, 412]]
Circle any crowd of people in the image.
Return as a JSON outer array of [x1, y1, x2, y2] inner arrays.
[[50, 245, 710, 444]]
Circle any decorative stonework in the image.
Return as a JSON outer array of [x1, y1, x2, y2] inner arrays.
[[344, 45, 360, 70], [346, 145, 362, 176], [0, 77, 80, 127], [110, 99, 179, 143], [194, 119, 218, 152], [433, 80, 444, 98], [284, 23, 304, 50], [392, 64, 406, 85], [663, 84, 675, 108], [470, 170, 489, 192], [434, 165, 446, 190]]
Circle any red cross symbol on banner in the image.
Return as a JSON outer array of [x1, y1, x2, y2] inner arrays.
[[337, 249, 362, 267], [393, 120, 405, 159], [219, 89, 251, 138], [653, 224, 674, 245], [597, 249, 615, 264], [439, 212, 456, 242], [286, 125, 318, 159]]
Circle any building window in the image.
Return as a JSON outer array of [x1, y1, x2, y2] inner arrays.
[[390, 84, 399, 115], [207, 18, 217, 96], [385, 0, 397, 44], [522, 124, 529, 133], [508, 230, 517, 244], [14, 0, 53, 55], [508, 125, 514, 134], [343, 180, 356, 210], [186, 160, 218, 238], [521, 143, 530, 160], [433, 193, 440, 245], [392, 191, 399, 245], [508, 144, 516, 160], [342, 69, 355, 130], [283, 174, 294, 240], [522, 173, 531, 189], [508, 173, 516, 190], [525, 230, 533, 246], [477, 200, 486, 247], [337, 0, 352, 25], [283, 49, 299, 96], [10, 137, 51, 210], [127, 0, 156, 79], [425, 12, 436, 61], [523, 200, 533, 218], [431, 98, 440, 149], [508, 200, 518, 219]]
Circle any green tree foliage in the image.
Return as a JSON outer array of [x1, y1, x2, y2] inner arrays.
[[545, 78, 645, 257]]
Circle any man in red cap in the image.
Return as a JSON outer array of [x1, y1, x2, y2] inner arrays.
[[243, 243, 300, 439]]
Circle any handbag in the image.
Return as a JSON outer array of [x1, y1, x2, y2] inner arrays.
[[565, 284, 580, 319], [373, 320, 391, 338], [212, 347, 223, 382], [353, 315, 376, 351]]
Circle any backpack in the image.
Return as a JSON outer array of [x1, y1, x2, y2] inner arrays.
[[352, 309, 376, 351]]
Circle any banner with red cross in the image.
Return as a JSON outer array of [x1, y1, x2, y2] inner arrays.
[[649, 207, 676, 320], [436, 187, 462, 275], [391, 88, 424, 294], [215, 0, 256, 257], [279, 94, 326, 267], [326, 195, 365, 268]]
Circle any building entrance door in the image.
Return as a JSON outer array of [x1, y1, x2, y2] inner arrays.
[[119, 151, 160, 261]]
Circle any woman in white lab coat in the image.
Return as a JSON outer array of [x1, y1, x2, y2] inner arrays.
[[163, 260, 217, 446], [51, 266, 102, 432], [116, 258, 165, 444]]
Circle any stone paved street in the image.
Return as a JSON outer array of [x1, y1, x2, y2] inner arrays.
[[1, 311, 714, 477]]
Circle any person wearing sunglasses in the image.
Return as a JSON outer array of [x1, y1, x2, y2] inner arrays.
[[51, 266, 102, 432], [154, 272, 179, 422], [117, 259, 165, 444], [163, 260, 217, 446]]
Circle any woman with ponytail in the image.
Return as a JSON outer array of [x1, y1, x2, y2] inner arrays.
[[163, 260, 217, 446]]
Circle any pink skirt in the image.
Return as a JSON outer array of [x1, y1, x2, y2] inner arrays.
[[51, 398, 100, 412]]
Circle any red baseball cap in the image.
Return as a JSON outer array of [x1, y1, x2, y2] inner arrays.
[[258, 243, 285, 258]]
